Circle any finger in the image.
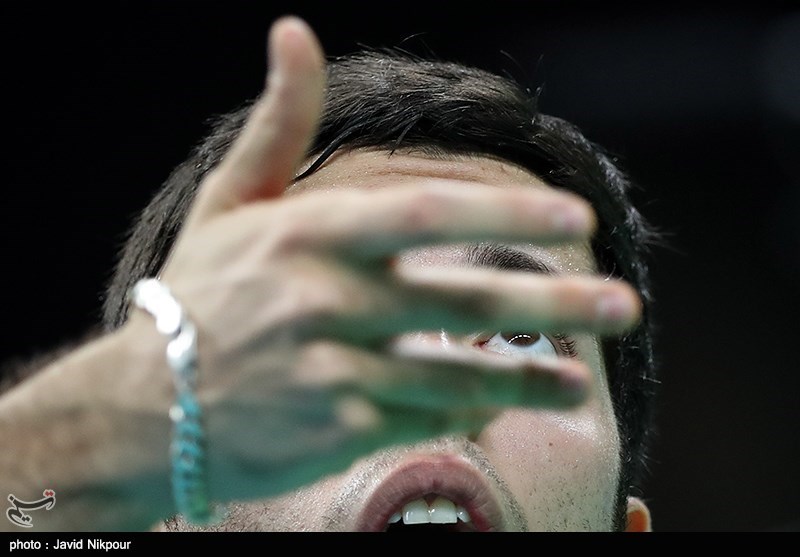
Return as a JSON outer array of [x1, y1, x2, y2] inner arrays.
[[249, 181, 596, 259], [186, 16, 326, 230], [398, 267, 642, 335], [309, 267, 640, 343], [294, 340, 593, 410]]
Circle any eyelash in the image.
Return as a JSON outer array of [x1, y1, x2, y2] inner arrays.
[[473, 331, 579, 359], [552, 332, 578, 359]]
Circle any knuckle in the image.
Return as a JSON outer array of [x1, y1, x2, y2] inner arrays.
[[399, 189, 450, 232], [266, 216, 314, 256], [334, 395, 382, 434], [281, 268, 376, 334], [552, 279, 593, 304], [295, 341, 354, 385]]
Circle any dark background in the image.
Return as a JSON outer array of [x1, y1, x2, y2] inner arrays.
[[2, 0, 798, 531]]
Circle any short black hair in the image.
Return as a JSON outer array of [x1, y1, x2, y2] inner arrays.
[[102, 49, 660, 525]]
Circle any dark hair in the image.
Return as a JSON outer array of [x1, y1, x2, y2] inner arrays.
[[102, 49, 659, 522]]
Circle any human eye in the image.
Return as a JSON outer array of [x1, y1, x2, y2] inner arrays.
[[475, 332, 577, 359]]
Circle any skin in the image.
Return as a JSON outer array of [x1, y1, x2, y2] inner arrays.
[[163, 150, 634, 531], [0, 16, 651, 531]]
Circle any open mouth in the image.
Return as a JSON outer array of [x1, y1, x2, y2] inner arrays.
[[355, 454, 505, 532]]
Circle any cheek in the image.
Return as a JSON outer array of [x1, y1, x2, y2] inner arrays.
[[476, 403, 622, 530]]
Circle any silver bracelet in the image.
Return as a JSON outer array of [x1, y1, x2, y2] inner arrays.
[[130, 278, 214, 525]]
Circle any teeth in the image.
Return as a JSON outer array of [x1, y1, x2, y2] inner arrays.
[[393, 496, 471, 525], [402, 499, 430, 524], [428, 496, 457, 524]]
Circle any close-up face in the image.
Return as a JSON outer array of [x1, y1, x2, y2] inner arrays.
[[166, 149, 626, 532]]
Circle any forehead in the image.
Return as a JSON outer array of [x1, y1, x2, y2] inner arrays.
[[288, 149, 597, 275]]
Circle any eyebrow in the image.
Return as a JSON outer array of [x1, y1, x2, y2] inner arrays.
[[465, 242, 559, 275]]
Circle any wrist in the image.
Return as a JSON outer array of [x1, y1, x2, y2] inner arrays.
[[129, 278, 218, 525], [0, 325, 176, 530]]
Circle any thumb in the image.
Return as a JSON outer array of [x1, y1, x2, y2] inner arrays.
[[185, 16, 326, 230]]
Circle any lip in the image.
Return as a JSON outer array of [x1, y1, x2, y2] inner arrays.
[[354, 453, 506, 531]]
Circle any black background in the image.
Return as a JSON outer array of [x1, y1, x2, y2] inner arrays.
[[2, 0, 799, 532]]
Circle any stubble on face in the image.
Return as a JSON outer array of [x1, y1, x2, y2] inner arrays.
[[161, 150, 626, 532]]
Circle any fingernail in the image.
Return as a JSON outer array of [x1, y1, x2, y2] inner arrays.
[[268, 17, 297, 80], [550, 202, 595, 235], [555, 372, 590, 406], [596, 290, 637, 322], [520, 364, 590, 408]]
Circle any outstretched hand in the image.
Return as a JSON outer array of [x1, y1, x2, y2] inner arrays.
[[131, 16, 641, 503]]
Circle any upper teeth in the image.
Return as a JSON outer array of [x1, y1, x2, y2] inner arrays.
[[388, 496, 472, 525]]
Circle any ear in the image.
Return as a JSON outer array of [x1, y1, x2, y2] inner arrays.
[[624, 496, 652, 532]]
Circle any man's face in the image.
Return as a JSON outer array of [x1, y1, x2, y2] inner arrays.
[[170, 150, 625, 531]]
